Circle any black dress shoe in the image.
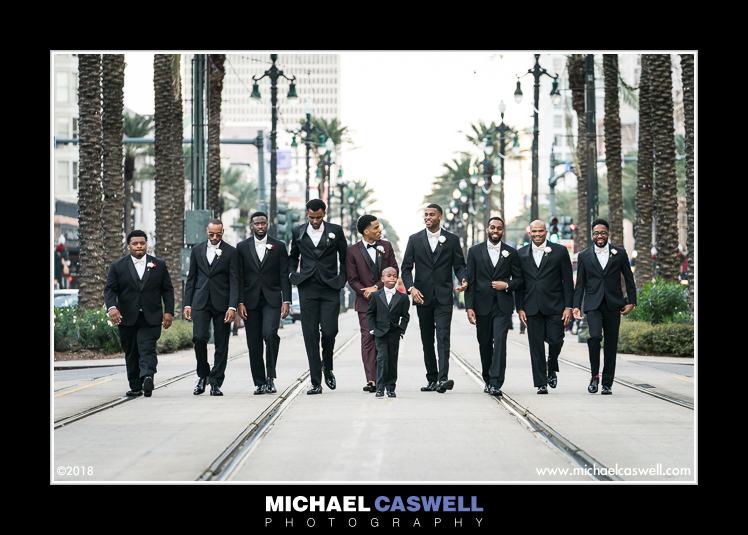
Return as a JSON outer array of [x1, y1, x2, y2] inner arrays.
[[420, 382, 438, 392], [323, 370, 336, 390], [363, 382, 377, 393], [266, 378, 277, 394], [142, 376, 154, 397], [436, 379, 454, 393], [253, 385, 266, 395], [375, 390, 384, 398], [488, 386, 503, 397], [548, 370, 558, 389], [537, 386, 548, 394], [484, 384, 490, 393], [193, 377, 207, 395], [307, 385, 323, 395], [386, 391, 396, 398], [601, 385, 612, 395], [210, 385, 223, 396], [588, 377, 599, 394], [126, 389, 143, 397]]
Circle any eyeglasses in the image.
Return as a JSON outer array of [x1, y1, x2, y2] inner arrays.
[[592, 231, 609, 237], [208, 232, 223, 237]]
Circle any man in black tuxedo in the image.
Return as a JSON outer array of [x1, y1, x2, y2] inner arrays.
[[105, 230, 175, 398], [573, 218, 637, 395], [516, 220, 574, 394], [183, 219, 238, 396], [289, 199, 348, 395], [401, 203, 467, 394], [465, 217, 523, 397], [237, 212, 291, 395], [366, 267, 410, 398], [345, 214, 399, 393]]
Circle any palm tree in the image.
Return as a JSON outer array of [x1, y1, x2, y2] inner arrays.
[[463, 120, 500, 215], [123, 112, 154, 238], [221, 165, 258, 225], [101, 54, 125, 267], [377, 217, 401, 258], [77, 54, 105, 310], [635, 55, 655, 286], [153, 54, 185, 313], [207, 54, 226, 216], [603, 54, 624, 245], [680, 54, 694, 314], [650, 54, 680, 281], [307, 117, 352, 200], [568, 54, 588, 251]]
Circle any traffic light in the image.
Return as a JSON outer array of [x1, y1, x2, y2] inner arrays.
[[548, 216, 560, 243], [561, 216, 575, 239], [276, 203, 289, 242]]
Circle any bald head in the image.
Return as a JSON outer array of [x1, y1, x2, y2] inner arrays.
[[529, 219, 548, 246]]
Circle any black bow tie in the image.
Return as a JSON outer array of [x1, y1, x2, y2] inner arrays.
[[367, 243, 376, 249]]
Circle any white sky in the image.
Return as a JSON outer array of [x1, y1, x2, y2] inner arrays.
[[123, 51, 545, 249]]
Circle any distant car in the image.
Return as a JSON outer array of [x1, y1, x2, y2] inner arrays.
[[54, 289, 79, 308], [290, 287, 301, 322]]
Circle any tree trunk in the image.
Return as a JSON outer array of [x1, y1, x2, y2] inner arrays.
[[207, 54, 225, 217], [635, 55, 655, 286], [101, 54, 125, 266], [77, 54, 105, 309], [680, 54, 694, 315], [568, 54, 588, 251], [603, 54, 624, 245]]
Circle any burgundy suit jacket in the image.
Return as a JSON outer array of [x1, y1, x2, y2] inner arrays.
[[346, 239, 399, 313]]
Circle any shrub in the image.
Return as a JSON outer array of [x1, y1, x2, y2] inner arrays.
[[616, 319, 693, 357], [53, 307, 121, 353], [157, 319, 193, 353], [628, 277, 688, 324]]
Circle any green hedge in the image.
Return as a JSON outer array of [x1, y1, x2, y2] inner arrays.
[[54, 308, 193, 355], [628, 277, 690, 324], [616, 320, 693, 357]]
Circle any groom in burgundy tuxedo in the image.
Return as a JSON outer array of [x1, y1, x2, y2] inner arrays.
[[345, 214, 399, 393]]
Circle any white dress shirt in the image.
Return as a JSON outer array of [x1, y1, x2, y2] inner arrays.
[[532, 241, 547, 268], [363, 239, 378, 264], [307, 222, 325, 247], [426, 228, 441, 253], [595, 244, 610, 270], [384, 286, 397, 306], [132, 255, 146, 279], [487, 241, 502, 267], [255, 236, 268, 262], [207, 241, 222, 264]]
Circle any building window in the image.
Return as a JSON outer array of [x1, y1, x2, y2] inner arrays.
[[56, 117, 70, 138], [56, 72, 69, 103]]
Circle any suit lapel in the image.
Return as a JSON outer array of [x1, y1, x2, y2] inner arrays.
[[537, 245, 550, 274], [126, 257, 141, 287], [359, 241, 376, 277], [492, 243, 506, 276], [374, 241, 382, 279], [432, 229, 444, 265], [140, 255, 152, 289], [378, 290, 389, 309], [197, 242, 211, 274], [248, 237, 262, 270], [389, 290, 403, 311], [589, 247, 604, 276], [420, 229, 434, 265], [602, 244, 614, 275]]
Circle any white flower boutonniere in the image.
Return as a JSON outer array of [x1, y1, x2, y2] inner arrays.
[[501, 250, 510, 258], [266, 244, 274, 251], [610, 248, 618, 255], [147, 261, 156, 269], [214, 249, 222, 258], [376, 245, 385, 254], [328, 232, 336, 240], [543, 246, 552, 256], [438, 235, 447, 244]]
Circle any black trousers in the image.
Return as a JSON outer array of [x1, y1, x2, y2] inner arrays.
[[476, 308, 512, 389], [245, 295, 281, 387], [192, 303, 231, 387], [526, 312, 565, 387], [118, 312, 161, 391], [299, 282, 340, 388], [586, 301, 621, 388], [375, 331, 401, 392], [417, 303, 453, 383]]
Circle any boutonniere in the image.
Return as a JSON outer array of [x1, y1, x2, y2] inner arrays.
[[328, 232, 336, 240], [543, 246, 552, 256], [147, 261, 156, 269], [438, 235, 446, 245], [501, 250, 510, 258], [376, 245, 385, 254], [214, 249, 222, 258], [266, 244, 274, 251], [610, 248, 618, 255]]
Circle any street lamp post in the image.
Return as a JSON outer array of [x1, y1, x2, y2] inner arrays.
[[481, 135, 495, 220], [290, 112, 314, 205], [514, 54, 561, 221], [347, 195, 357, 244], [251, 54, 297, 236], [495, 100, 518, 219], [317, 134, 335, 207], [336, 171, 347, 225]]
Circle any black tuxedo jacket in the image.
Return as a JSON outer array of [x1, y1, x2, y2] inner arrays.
[[401, 228, 467, 306], [289, 221, 348, 290], [237, 235, 291, 309], [104, 254, 175, 326], [515, 241, 574, 316], [366, 289, 410, 338], [465, 241, 523, 316], [573, 243, 637, 312], [183, 241, 239, 312], [346, 239, 399, 313]]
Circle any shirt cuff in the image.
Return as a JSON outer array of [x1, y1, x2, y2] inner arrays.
[[283, 301, 291, 304], [107, 306, 117, 312], [229, 307, 236, 311]]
